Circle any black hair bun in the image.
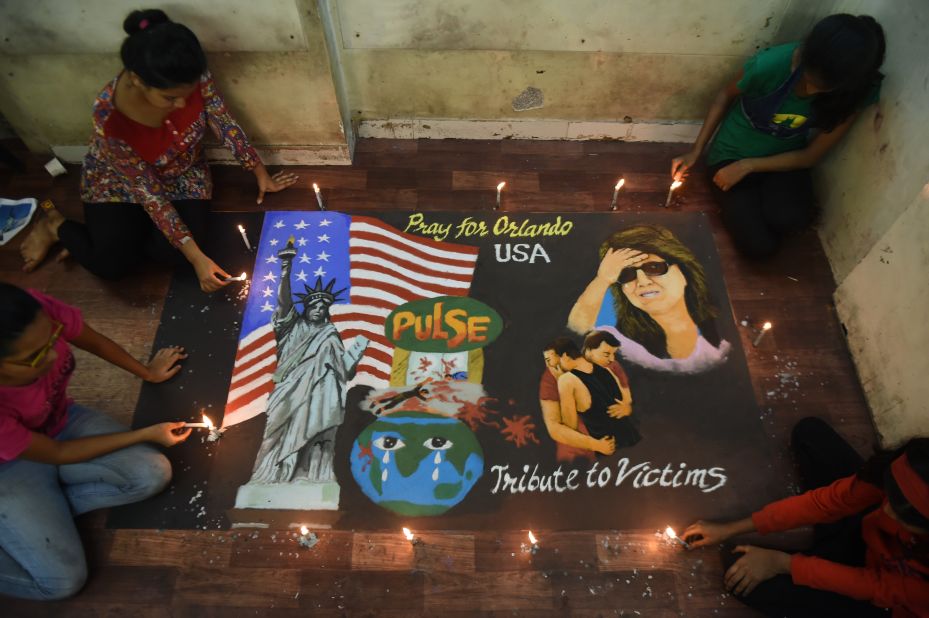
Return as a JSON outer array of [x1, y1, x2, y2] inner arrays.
[[123, 9, 170, 35]]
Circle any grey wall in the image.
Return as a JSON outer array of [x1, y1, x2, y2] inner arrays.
[[0, 0, 349, 162]]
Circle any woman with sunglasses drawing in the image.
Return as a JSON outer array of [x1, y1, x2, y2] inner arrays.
[[567, 225, 730, 374], [0, 283, 190, 600]]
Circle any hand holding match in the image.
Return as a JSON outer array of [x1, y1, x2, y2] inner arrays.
[[665, 526, 691, 549]]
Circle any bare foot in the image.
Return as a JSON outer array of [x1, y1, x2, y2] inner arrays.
[[20, 208, 65, 272]]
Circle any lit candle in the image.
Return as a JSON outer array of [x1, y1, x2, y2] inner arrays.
[[752, 321, 773, 347], [496, 181, 506, 210], [313, 183, 325, 210], [183, 413, 214, 429], [527, 530, 540, 554], [664, 526, 690, 549], [402, 527, 421, 545], [664, 180, 682, 208], [226, 272, 248, 282], [297, 525, 318, 549], [237, 225, 252, 251], [185, 413, 225, 441], [610, 178, 625, 211]]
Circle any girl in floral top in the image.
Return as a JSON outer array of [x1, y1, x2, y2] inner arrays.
[[20, 9, 297, 292]]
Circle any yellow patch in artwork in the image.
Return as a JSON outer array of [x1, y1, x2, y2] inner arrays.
[[771, 113, 808, 129]]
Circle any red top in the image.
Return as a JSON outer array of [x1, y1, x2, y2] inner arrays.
[[753, 475, 929, 617], [79, 71, 260, 248], [0, 291, 84, 462]]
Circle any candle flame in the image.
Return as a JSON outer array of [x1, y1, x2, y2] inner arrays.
[[238, 224, 245, 232], [201, 414, 214, 430], [313, 183, 320, 193], [496, 182, 506, 191], [300, 525, 309, 536], [665, 526, 678, 539], [762, 321, 772, 331], [670, 180, 683, 191], [240, 272, 247, 280], [614, 179, 625, 191], [402, 527, 414, 541], [528, 531, 538, 545]]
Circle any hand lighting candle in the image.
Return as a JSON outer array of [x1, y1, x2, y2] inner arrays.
[[665, 526, 690, 549], [664, 180, 682, 208]]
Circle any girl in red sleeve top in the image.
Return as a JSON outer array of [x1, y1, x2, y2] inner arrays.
[[685, 417, 929, 617], [19, 9, 297, 292]]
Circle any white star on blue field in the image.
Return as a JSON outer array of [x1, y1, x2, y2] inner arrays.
[[240, 212, 352, 330]]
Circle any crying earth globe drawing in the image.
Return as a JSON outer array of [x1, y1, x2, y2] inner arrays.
[[349, 411, 484, 516]]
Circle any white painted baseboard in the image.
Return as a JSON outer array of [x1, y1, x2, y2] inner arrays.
[[50, 144, 353, 166], [358, 118, 702, 143], [49, 120, 699, 166]]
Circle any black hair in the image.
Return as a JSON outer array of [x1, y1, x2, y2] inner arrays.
[[601, 225, 720, 359], [583, 330, 620, 353], [544, 337, 581, 359], [0, 283, 42, 358], [120, 9, 207, 89], [802, 14, 885, 131]]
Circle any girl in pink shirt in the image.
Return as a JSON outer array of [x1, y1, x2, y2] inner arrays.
[[0, 283, 191, 600]]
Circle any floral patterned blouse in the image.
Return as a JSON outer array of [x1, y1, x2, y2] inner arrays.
[[79, 71, 260, 248]]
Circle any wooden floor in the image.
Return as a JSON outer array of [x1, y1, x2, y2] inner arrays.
[[0, 138, 876, 616]]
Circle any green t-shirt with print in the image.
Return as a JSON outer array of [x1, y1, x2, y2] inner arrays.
[[707, 42, 879, 166]]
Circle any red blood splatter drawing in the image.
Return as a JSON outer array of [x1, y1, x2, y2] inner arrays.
[[456, 395, 502, 431], [500, 414, 540, 448]]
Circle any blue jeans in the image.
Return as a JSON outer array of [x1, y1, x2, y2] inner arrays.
[[0, 404, 172, 600]]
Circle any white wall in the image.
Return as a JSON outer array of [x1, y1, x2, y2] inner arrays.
[[0, 0, 350, 163], [834, 191, 929, 446], [786, 0, 929, 445], [325, 0, 796, 139]]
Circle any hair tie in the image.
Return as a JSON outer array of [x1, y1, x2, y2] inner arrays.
[[139, 19, 150, 30]]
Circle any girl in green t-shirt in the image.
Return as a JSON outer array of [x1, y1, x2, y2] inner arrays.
[[671, 14, 885, 259]]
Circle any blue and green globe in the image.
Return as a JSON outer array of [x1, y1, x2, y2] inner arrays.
[[350, 411, 484, 516]]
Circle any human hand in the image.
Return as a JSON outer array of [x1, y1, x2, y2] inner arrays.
[[595, 435, 616, 455], [607, 398, 632, 419], [682, 520, 738, 548], [145, 346, 187, 383], [597, 248, 648, 284], [724, 546, 792, 597], [192, 254, 231, 293], [144, 421, 192, 447], [671, 149, 700, 181], [712, 160, 752, 191], [256, 164, 299, 205]]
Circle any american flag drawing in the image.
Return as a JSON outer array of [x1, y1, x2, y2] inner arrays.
[[222, 212, 480, 428]]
